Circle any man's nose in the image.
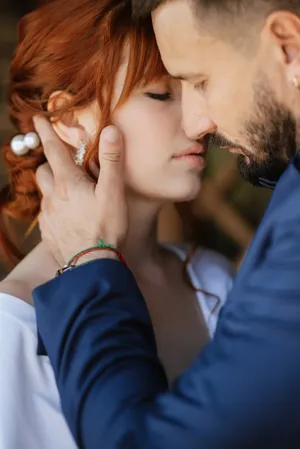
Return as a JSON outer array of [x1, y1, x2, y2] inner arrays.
[[182, 114, 217, 140], [181, 84, 216, 139]]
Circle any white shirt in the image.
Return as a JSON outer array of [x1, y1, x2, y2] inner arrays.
[[0, 246, 234, 449]]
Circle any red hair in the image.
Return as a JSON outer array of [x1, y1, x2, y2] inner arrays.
[[1, 0, 167, 265]]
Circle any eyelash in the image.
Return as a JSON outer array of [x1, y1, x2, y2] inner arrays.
[[145, 92, 171, 101]]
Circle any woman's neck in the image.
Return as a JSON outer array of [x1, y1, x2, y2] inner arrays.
[[123, 196, 163, 275]]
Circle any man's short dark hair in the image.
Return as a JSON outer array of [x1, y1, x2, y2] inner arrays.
[[131, 0, 163, 18], [132, 0, 300, 20]]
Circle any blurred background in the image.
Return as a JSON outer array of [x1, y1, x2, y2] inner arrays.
[[0, 0, 272, 277]]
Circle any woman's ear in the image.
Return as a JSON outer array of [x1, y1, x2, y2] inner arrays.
[[47, 91, 93, 148]]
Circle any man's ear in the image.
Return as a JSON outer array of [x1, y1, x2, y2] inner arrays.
[[265, 11, 300, 86], [47, 91, 89, 148]]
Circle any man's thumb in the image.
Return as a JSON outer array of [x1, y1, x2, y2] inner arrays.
[[99, 125, 123, 162], [96, 125, 124, 193]]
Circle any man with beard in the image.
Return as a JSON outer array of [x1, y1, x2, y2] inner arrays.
[[147, 0, 300, 188], [32, 1, 300, 448]]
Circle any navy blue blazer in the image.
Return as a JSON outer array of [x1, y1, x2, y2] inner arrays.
[[34, 158, 300, 449]]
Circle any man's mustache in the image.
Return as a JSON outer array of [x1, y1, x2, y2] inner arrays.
[[209, 133, 235, 148], [209, 133, 252, 159]]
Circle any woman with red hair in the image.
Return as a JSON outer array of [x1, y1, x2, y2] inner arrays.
[[0, 0, 233, 447]]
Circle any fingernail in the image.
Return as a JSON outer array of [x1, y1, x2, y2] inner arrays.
[[102, 126, 120, 143]]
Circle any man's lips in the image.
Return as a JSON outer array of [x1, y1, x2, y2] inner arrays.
[[220, 145, 244, 156], [229, 147, 242, 155]]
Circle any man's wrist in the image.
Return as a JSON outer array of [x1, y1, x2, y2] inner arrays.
[[56, 250, 120, 277], [75, 250, 119, 266]]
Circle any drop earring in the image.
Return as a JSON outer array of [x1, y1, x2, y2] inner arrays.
[[75, 140, 87, 166]]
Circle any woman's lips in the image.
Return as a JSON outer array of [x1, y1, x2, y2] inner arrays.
[[175, 144, 205, 158], [173, 145, 206, 168], [174, 154, 206, 168]]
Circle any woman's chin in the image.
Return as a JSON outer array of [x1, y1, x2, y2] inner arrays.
[[129, 177, 202, 204], [166, 178, 202, 203]]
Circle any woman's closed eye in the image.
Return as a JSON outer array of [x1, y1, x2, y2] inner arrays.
[[145, 92, 171, 101]]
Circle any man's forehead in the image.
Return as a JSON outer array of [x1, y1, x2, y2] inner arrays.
[[152, 0, 220, 66], [152, 0, 193, 29], [152, 0, 216, 41], [153, 29, 224, 80], [152, 0, 200, 45]]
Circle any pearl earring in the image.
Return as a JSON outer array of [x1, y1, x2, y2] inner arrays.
[[75, 140, 87, 166], [10, 132, 40, 156]]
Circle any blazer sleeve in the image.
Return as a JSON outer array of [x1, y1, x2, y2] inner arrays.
[[33, 217, 300, 449]]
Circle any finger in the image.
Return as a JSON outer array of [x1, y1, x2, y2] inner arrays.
[[36, 162, 54, 196], [33, 115, 80, 182], [95, 125, 124, 196]]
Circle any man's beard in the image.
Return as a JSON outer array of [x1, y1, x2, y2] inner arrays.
[[210, 85, 298, 186]]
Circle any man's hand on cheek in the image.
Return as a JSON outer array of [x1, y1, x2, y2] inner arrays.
[[34, 116, 128, 268]]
